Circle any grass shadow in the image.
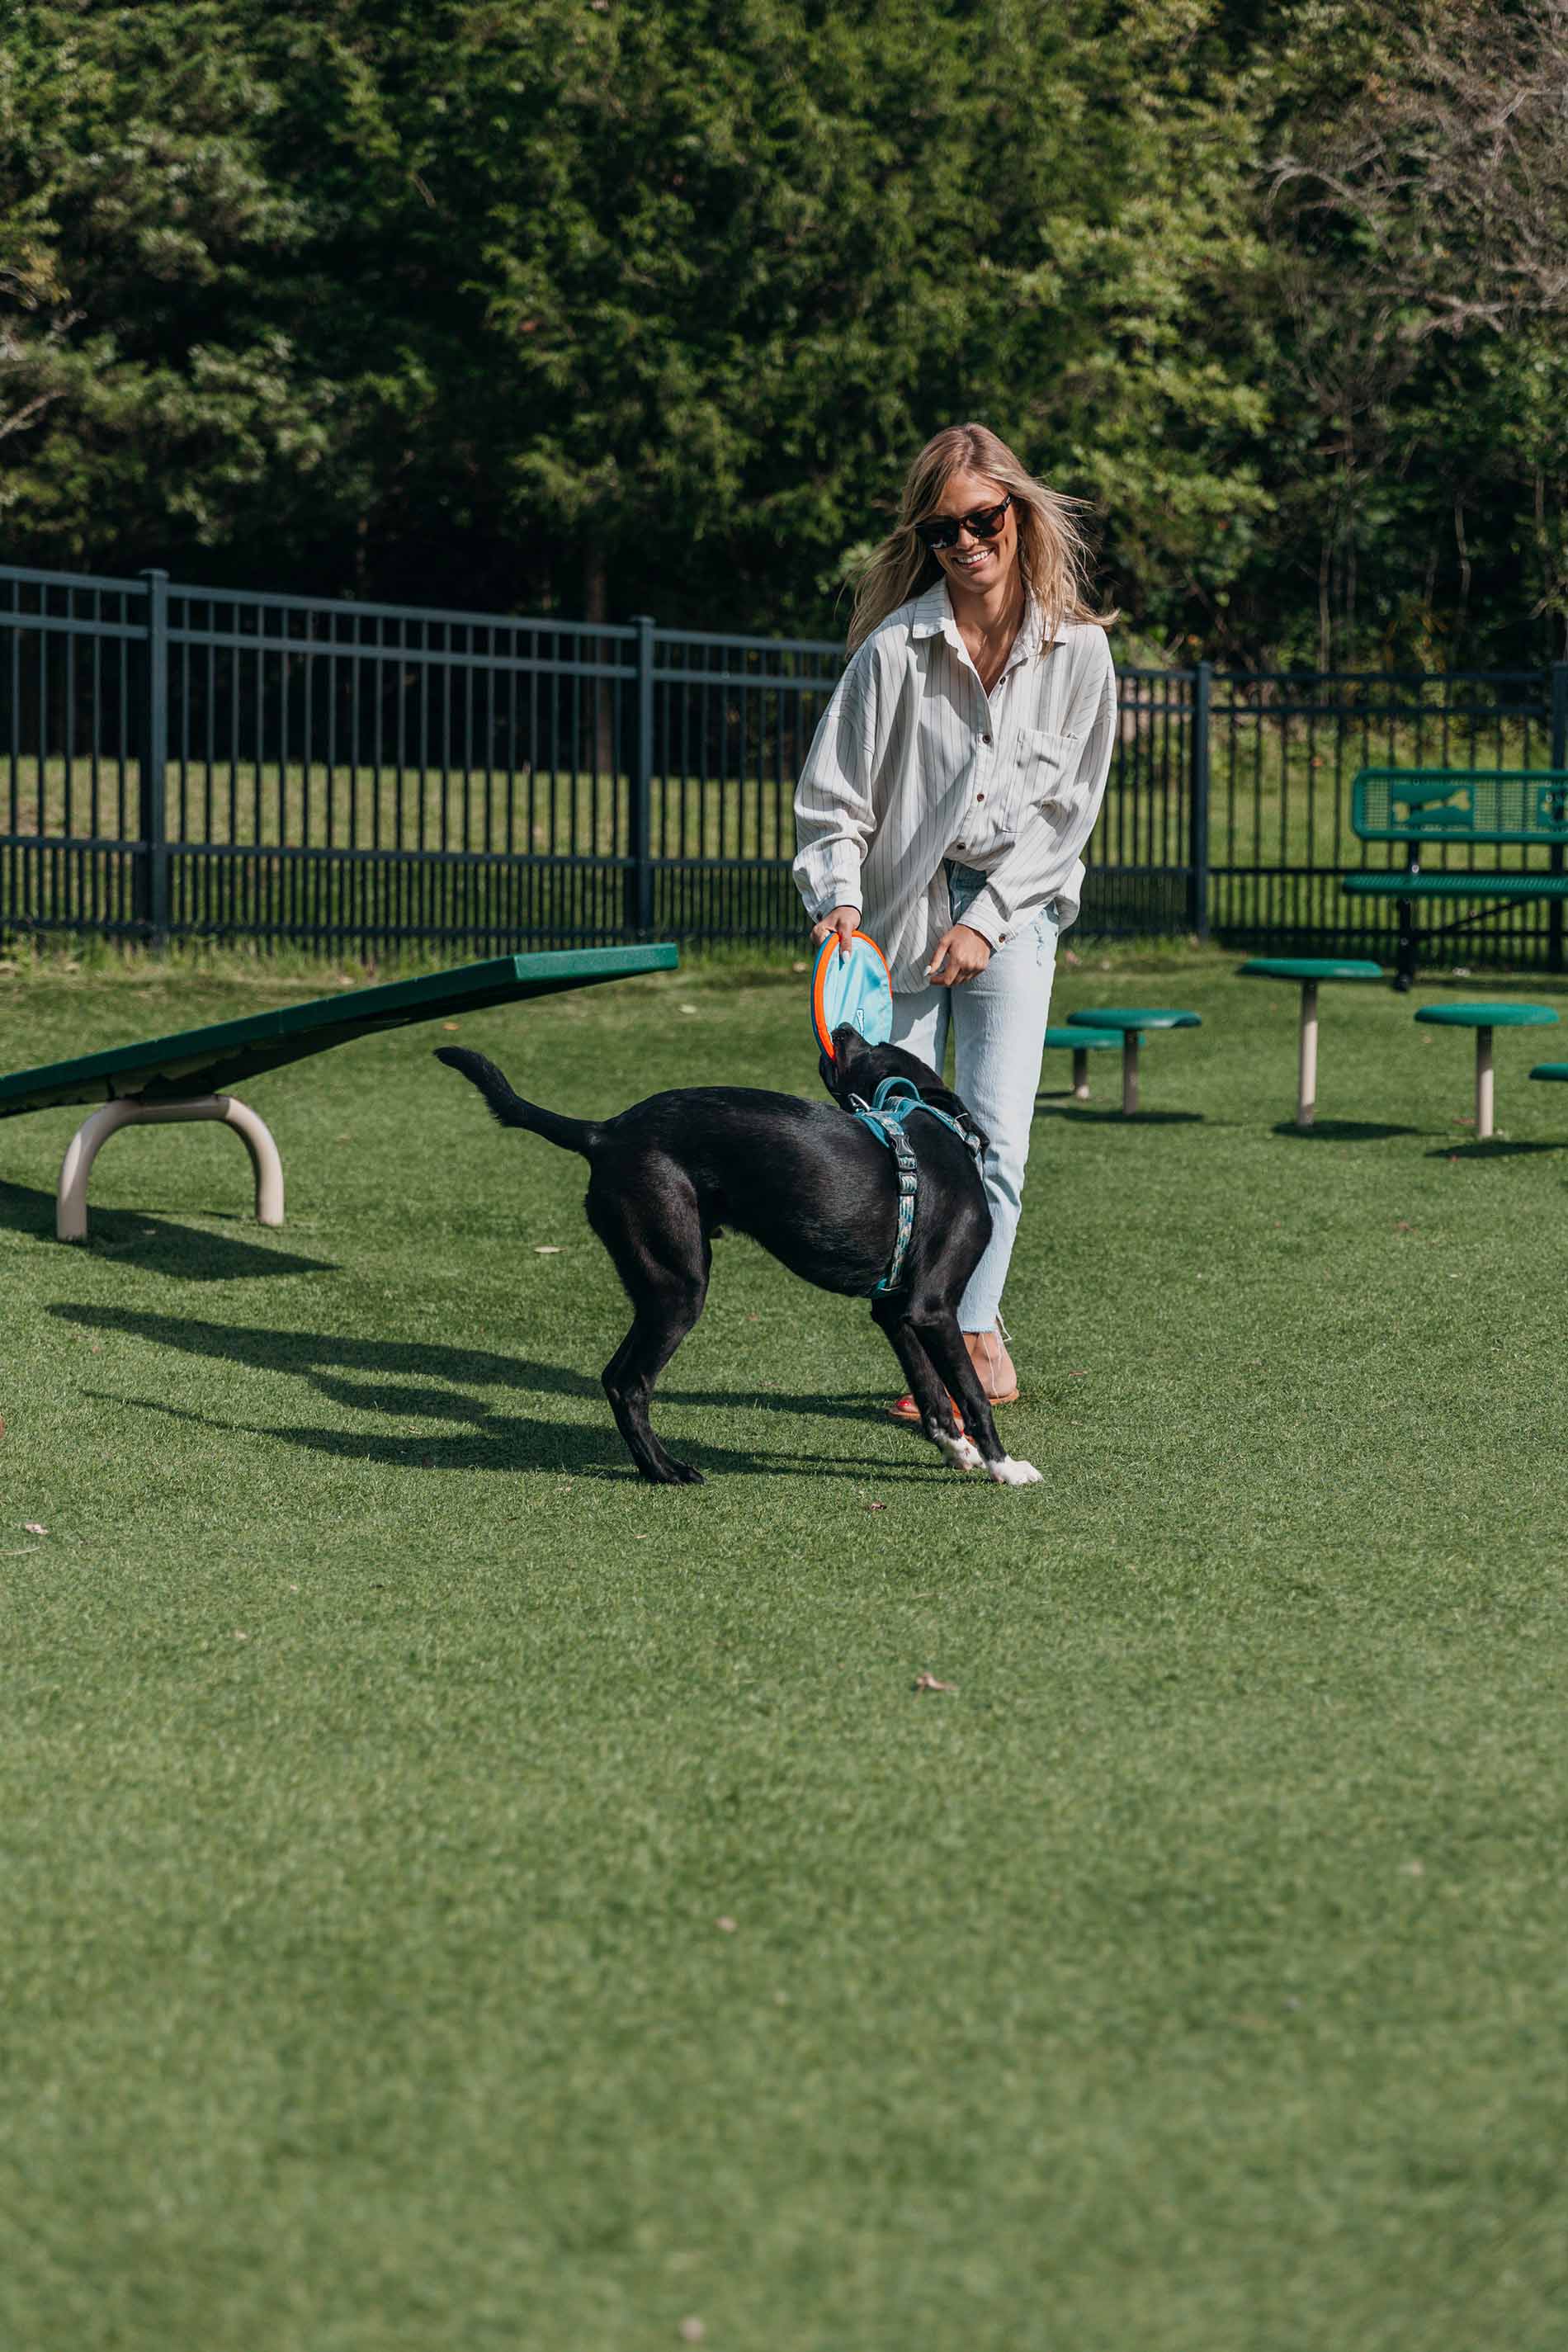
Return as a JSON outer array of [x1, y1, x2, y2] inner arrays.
[[1269, 1119, 1424, 1143], [0, 1178, 336, 1278], [1033, 1103, 1206, 1126], [92, 1388, 959, 1485], [1424, 1138, 1566, 1161], [50, 1303, 905, 1433]]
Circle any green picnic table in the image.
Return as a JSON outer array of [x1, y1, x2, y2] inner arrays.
[[0, 945, 679, 1240]]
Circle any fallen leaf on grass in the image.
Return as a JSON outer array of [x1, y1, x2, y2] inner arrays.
[[913, 1671, 956, 1693], [867, 1500, 888, 1513], [442, 1021, 459, 1031], [0, 1415, 6, 1438], [678, 2322, 706, 2345], [1394, 1221, 1415, 1232], [535, 1244, 562, 1254], [716, 1916, 737, 1934], [22, 1522, 47, 1537]]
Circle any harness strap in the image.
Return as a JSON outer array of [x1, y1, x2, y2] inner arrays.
[[848, 1077, 984, 1296]]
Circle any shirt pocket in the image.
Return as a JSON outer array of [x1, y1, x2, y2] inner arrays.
[[1017, 727, 1081, 815]]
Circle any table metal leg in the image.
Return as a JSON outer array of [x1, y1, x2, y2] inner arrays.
[[1475, 1026, 1495, 1140], [1072, 1047, 1090, 1101], [1122, 1032, 1140, 1116], [1297, 979, 1319, 1127]]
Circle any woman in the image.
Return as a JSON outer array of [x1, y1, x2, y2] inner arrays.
[[793, 422, 1117, 1418]]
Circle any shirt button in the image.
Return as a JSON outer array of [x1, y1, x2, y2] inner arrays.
[[981, 733, 993, 746], [976, 792, 985, 802]]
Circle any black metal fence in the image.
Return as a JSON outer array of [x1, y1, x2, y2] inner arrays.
[[3, 561, 1566, 971]]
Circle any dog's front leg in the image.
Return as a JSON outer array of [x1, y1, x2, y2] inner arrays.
[[915, 1306, 1042, 1488], [871, 1295, 985, 1474]]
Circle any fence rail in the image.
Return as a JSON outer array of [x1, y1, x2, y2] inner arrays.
[[3, 561, 1566, 971]]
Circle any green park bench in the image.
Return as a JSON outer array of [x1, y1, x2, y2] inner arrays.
[[0, 944, 678, 1240], [1344, 767, 1568, 990]]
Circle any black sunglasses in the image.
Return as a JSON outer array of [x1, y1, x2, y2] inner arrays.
[[912, 494, 1013, 552]]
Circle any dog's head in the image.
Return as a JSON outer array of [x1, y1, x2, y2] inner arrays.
[[820, 1023, 986, 1147]]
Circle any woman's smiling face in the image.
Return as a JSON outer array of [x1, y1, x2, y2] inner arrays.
[[925, 466, 1019, 602]]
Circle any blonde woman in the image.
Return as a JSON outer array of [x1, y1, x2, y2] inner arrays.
[[793, 423, 1117, 1419]]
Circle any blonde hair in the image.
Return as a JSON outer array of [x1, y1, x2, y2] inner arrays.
[[847, 423, 1117, 654]]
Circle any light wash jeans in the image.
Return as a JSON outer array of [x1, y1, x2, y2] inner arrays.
[[889, 862, 1060, 1331]]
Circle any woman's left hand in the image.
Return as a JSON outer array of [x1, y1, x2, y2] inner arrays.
[[926, 923, 993, 986]]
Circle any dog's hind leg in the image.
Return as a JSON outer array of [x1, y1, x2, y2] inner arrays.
[[912, 1304, 1042, 1488], [588, 1174, 711, 1485], [871, 1295, 985, 1474]]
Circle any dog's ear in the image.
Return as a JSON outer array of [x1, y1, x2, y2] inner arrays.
[[860, 1039, 945, 1096], [854, 1040, 989, 1150], [919, 1083, 987, 1151]]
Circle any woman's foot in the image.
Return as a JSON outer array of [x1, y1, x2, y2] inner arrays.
[[963, 1329, 1018, 1404], [888, 1331, 1017, 1424], [886, 1391, 961, 1429]]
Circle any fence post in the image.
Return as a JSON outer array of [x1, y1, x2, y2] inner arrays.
[[1189, 661, 1211, 941], [1551, 662, 1568, 974], [139, 568, 170, 945], [626, 613, 655, 937]]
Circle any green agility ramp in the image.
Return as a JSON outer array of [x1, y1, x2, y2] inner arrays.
[[0, 945, 678, 1239]]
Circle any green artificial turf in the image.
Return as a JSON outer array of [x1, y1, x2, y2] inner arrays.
[[2, 942, 1566, 2351]]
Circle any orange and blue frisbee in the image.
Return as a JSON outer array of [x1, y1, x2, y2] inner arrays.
[[811, 929, 894, 1058]]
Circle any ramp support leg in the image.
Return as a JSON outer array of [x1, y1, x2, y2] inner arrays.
[[58, 1095, 284, 1242]]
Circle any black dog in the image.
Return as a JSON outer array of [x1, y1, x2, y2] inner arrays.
[[436, 1027, 1041, 1489]]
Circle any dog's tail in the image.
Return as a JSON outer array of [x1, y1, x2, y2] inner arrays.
[[435, 1046, 603, 1158]]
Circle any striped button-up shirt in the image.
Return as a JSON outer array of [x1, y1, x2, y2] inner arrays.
[[792, 581, 1117, 992]]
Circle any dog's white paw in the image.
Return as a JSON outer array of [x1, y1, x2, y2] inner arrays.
[[986, 1455, 1043, 1487], [935, 1429, 983, 1472]]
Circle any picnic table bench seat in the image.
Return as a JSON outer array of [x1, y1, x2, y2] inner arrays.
[[1041, 1025, 1122, 1101], [0, 944, 678, 1240], [1239, 957, 1383, 1127], [1413, 999, 1558, 1141], [1065, 1008, 1201, 1115], [1344, 768, 1568, 989]]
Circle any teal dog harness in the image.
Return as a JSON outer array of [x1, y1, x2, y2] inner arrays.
[[848, 1076, 985, 1296]]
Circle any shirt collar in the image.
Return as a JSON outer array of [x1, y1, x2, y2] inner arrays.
[[909, 580, 956, 642], [909, 579, 1054, 660]]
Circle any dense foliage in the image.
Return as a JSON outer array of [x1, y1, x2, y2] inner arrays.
[[2, 0, 1566, 666]]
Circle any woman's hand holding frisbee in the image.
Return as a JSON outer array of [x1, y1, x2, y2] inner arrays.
[[927, 923, 992, 986], [810, 904, 861, 961]]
